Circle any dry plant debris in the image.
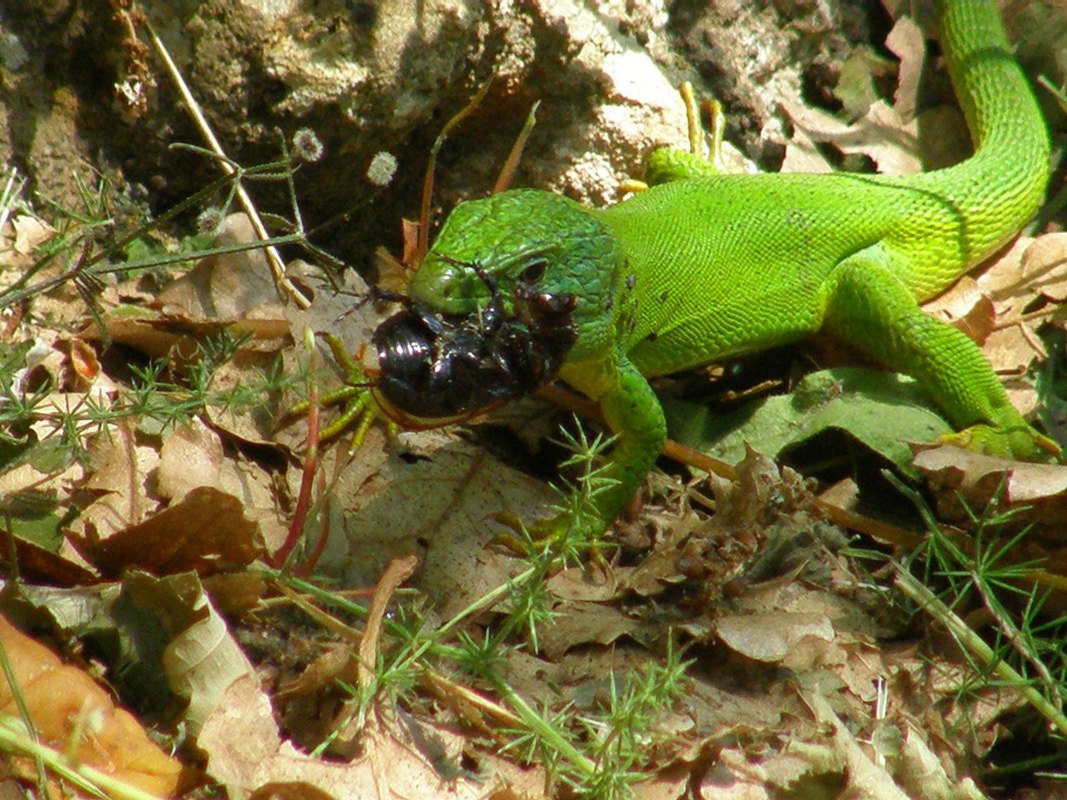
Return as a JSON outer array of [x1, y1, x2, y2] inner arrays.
[[0, 4, 1065, 800]]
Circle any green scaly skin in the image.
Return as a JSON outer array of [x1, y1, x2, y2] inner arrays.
[[405, 0, 1058, 537]]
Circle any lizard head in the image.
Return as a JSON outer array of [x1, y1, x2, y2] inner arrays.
[[371, 189, 619, 426]]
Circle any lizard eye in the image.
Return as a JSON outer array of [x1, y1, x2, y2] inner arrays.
[[519, 260, 547, 285]]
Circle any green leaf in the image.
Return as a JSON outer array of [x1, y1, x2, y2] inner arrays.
[[663, 367, 952, 477]]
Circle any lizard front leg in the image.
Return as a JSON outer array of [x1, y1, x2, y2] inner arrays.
[[559, 355, 668, 536]]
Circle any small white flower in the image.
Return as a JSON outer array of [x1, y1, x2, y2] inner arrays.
[[196, 206, 224, 235], [292, 128, 324, 162], [367, 152, 398, 187]]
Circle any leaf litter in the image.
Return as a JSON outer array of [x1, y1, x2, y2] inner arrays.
[[0, 6, 1066, 800]]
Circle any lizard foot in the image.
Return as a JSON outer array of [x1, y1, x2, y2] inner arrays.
[[491, 510, 610, 566], [940, 423, 1061, 463]]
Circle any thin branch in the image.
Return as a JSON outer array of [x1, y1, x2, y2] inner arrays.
[[142, 18, 311, 309]]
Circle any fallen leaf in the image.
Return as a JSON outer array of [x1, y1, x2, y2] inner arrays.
[[886, 15, 924, 119], [317, 427, 557, 618], [80, 419, 164, 535], [199, 673, 498, 800], [715, 611, 834, 663], [782, 99, 921, 174], [0, 614, 186, 797], [119, 570, 257, 735], [539, 602, 649, 661], [158, 214, 283, 321], [77, 485, 265, 577], [11, 214, 55, 255]]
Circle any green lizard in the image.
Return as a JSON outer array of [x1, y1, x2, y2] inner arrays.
[[354, 0, 1058, 538]]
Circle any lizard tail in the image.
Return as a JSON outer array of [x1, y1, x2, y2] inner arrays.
[[922, 0, 1049, 263]]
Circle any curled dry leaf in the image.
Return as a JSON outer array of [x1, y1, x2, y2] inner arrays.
[[77, 485, 264, 577], [0, 614, 185, 797], [912, 445, 1067, 575]]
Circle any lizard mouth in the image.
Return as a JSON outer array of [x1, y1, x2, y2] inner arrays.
[[371, 285, 578, 426]]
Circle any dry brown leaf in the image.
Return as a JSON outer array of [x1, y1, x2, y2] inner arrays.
[[315, 427, 556, 617], [802, 690, 910, 800], [546, 565, 618, 602], [779, 125, 834, 174], [538, 602, 648, 661], [157, 420, 229, 500], [157, 214, 283, 321], [886, 15, 924, 119], [11, 214, 55, 255], [0, 614, 186, 797], [631, 763, 691, 800], [0, 536, 99, 585], [976, 234, 1067, 313], [781, 99, 921, 174], [0, 442, 101, 585], [1016, 232, 1067, 302], [199, 673, 499, 800], [81, 313, 288, 362], [714, 612, 833, 663], [79, 419, 165, 537], [981, 324, 1045, 376], [913, 444, 1067, 505], [921, 276, 997, 343], [157, 420, 287, 551], [76, 485, 264, 577], [911, 444, 1067, 557], [202, 355, 287, 447]]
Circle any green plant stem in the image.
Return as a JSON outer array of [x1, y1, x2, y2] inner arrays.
[[894, 566, 1067, 738], [0, 717, 168, 800]]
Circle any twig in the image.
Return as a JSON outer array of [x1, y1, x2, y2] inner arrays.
[[142, 18, 311, 309]]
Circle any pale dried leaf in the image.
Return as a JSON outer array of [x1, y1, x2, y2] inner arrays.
[[782, 99, 920, 174], [912, 444, 1067, 535], [886, 15, 925, 119], [780, 125, 834, 174], [538, 602, 647, 661], [714, 612, 833, 663], [81, 419, 164, 533], [319, 428, 556, 617], [158, 421, 288, 553], [158, 214, 283, 321], [1017, 232, 1067, 302], [11, 213, 55, 255], [121, 570, 256, 736], [199, 674, 496, 800], [546, 565, 617, 602], [973, 234, 1067, 319], [921, 276, 996, 343]]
